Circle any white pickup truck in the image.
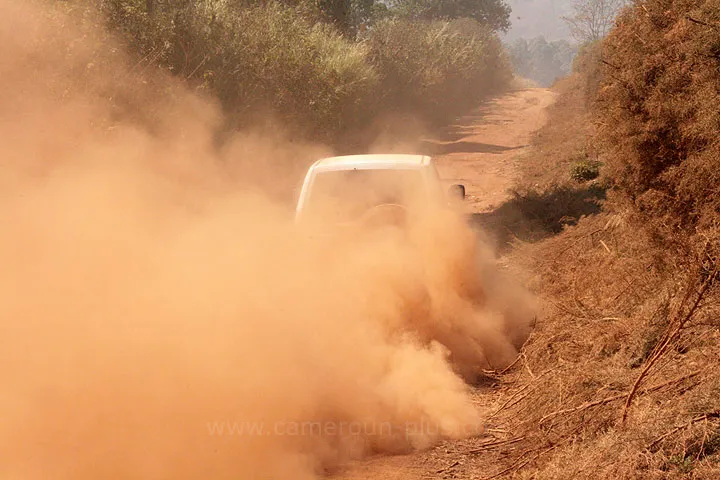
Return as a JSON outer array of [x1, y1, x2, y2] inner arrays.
[[295, 154, 465, 225], [294, 154, 534, 376], [293, 154, 533, 376]]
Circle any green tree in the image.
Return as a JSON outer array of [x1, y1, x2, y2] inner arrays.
[[390, 0, 511, 32], [311, 0, 377, 34]]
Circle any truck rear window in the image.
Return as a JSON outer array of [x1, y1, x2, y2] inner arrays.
[[305, 168, 425, 222]]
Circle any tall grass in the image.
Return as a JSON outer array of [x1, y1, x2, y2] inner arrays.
[[364, 17, 510, 124], [97, 1, 379, 141], [95, 0, 511, 143]]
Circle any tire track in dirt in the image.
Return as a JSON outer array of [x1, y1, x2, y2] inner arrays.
[[328, 87, 556, 480], [432, 88, 556, 214]]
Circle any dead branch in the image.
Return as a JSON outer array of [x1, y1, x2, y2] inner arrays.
[[496, 353, 521, 374], [539, 370, 703, 425], [552, 300, 589, 319], [467, 436, 526, 454], [480, 442, 561, 480], [496, 330, 535, 375], [487, 368, 556, 420], [551, 228, 604, 262], [686, 16, 719, 29], [186, 55, 209, 80], [480, 448, 533, 480], [522, 351, 535, 379], [621, 261, 718, 423], [480, 423, 584, 479], [486, 385, 533, 420], [436, 460, 459, 473], [599, 239, 612, 253], [601, 59, 621, 70], [648, 412, 720, 450]]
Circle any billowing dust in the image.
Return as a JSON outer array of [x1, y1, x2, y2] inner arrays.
[[0, 1, 535, 479]]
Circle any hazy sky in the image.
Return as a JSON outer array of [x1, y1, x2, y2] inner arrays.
[[503, 0, 573, 41]]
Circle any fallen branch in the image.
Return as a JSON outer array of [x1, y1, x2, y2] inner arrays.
[[496, 330, 535, 375], [621, 261, 718, 423], [540, 370, 703, 426], [551, 229, 604, 262], [480, 425, 584, 479], [486, 383, 533, 420], [687, 16, 719, 29], [480, 443, 561, 480], [495, 352, 521, 375], [487, 368, 555, 420], [436, 460, 459, 473], [600, 59, 620, 70], [522, 351, 535, 379], [467, 436, 525, 454], [599, 239, 612, 254], [540, 392, 625, 425], [552, 300, 589, 319], [648, 412, 720, 451], [479, 448, 533, 480]]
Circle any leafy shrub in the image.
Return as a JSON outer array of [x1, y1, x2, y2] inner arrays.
[[570, 157, 601, 182], [99, 0, 379, 141], [79, 1, 512, 143], [572, 40, 603, 108], [519, 41, 603, 189], [389, 0, 511, 32]]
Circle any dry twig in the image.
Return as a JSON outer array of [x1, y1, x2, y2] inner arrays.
[[467, 436, 525, 454], [648, 412, 720, 451], [539, 370, 703, 426], [621, 261, 718, 423], [686, 16, 719, 29], [487, 368, 555, 420]]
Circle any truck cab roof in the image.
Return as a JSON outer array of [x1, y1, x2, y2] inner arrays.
[[308, 154, 433, 173], [295, 154, 443, 224]]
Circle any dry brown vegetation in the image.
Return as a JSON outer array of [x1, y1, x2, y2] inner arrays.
[[490, 208, 720, 478], [471, 3, 720, 477], [598, 0, 720, 258]]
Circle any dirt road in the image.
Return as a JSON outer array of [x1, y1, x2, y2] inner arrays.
[[330, 87, 556, 480], [431, 88, 556, 213]]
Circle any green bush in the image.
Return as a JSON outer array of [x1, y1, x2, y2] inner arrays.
[[570, 157, 602, 182], [364, 18, 510, 124], [88, 1, 512, 142], [100, 1, 379, 140]]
